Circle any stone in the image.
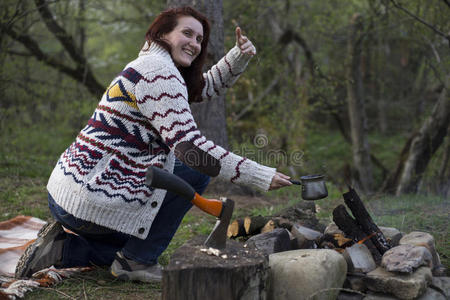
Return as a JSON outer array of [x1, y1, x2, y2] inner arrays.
[[337, 291, 364, 300], [364, 266, 432, 300], [379, 226, 403, 247], [343, 243, 377, 273], [290, 224, 322, 249], [399, 231, 441, 269], [430, 277, 450, 298], [269, 249, 347, 300], [416, 287, 446, 300], [363, 292, 397, 299], [245, 228, 292, 256], [344, 275, 367, 292], [381, 244, 432, 273], [325, 222, 344, 236]]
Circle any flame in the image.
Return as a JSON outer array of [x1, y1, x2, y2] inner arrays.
[[357, 232, 376, 244]]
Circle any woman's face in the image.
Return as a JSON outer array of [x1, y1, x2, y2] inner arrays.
[[162, 16, 204, 67]]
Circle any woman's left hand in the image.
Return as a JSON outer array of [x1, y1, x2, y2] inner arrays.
[[235, 27, 256, 56]]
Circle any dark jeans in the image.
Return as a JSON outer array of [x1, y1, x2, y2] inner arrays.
[[48, 161, 210, 267]]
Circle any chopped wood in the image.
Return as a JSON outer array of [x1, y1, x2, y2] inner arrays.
[[244, 215, 271, 235], [261, 220, 275, 233], [227, 219, 246, 238], [343, 188, 391, 254]]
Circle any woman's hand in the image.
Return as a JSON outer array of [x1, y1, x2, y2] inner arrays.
[[235, 27, 256, 56], [269, 172, 292, 190]]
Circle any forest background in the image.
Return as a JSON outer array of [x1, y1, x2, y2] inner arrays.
[[0, 0, 449, 297]]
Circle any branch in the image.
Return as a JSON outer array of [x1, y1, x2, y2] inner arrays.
[[34, 0, 84, 65], [3, 25, 103, 97], [390, 0, 450, 45], [232, 74, 281, 122]]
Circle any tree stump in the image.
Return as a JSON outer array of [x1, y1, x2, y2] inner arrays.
[[162, 235, 268, 300]]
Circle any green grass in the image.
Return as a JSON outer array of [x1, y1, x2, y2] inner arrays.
[[0, 123, 448, 298]]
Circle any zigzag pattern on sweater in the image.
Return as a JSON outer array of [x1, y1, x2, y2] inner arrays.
[[47, 43, 275, 238]]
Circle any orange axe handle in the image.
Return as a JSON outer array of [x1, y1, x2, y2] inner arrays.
[[191, 193, 222, 218]]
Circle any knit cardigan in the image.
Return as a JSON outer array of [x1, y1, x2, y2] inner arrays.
[[47, 42, 276, 239]]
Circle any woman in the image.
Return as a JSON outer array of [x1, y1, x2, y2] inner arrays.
[[15, 6, 291, 283]]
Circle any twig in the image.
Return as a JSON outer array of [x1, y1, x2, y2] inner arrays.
[[82, 279, 88, 300], [389, 0, 450, 45], [42, 287, 78, 300]]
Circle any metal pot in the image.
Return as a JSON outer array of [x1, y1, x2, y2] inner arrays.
[[290, 174, 328, 200]]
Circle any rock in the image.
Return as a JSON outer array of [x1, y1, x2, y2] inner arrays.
[[344, 274, 367, 292], [290, 224, 322, 249], [363, 292, 397, 299], [416, 287, 446, 300], [381, 244, 432, 273], [432, 264, 448, 277], [325, 222, 344, 236], [337, 291, 364, 300], [245, 228, 292, 256], [364, 267, 432, 300], [430, 277, 450, 298], [343, 243, 377, 273], [268, 249, 347, 300], [273, 202, 325, 232], [399, 231, 441, 269], [379, 226, 403, 247]]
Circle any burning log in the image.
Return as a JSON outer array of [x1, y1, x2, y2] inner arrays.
[[343, 188, 391, 254], [333, 204, 382, 263]]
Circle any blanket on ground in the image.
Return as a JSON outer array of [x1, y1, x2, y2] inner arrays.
[[0, 216, 91, 299]]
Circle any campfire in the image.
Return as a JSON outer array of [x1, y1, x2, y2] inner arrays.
[[162, 188, 448, 300]]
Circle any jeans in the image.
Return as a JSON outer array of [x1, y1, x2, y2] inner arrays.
[[48, 160, 210, 267]]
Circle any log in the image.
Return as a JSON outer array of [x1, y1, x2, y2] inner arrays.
[[244, 215, 271, 235], [343, 188, 391, 254], [260, 220, 275, 233], [227, 218, 246, 238], [333, 205, 382, 263], [162, 235, 268, 300]]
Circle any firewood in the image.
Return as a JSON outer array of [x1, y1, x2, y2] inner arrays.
[[227, 219, 246, 238], [333, 204, 382, 263], [260, 220, 275, 233], [343, 188, 391, 254], [244, 215, 271, 235]]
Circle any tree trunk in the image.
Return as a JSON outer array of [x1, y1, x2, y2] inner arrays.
[[395, 77, 450, 195], [162, 236, 268, 300], [346, 14, 374, 194], [166, 0, 228, 147]]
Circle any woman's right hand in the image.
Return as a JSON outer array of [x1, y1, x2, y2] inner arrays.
[[269, 172, 292, 190]]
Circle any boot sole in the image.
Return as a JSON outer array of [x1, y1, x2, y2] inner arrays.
[[15, 222, 62, 278]]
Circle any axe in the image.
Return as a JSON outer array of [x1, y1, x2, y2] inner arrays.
[[146, 166, 234, 249]]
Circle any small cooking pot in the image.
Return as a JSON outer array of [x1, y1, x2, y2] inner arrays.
[[290, 174, 328, 200]]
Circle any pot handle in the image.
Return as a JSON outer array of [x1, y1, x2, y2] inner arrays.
[[289, 179, 302, 185]]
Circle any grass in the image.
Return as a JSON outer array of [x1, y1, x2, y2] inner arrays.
[[0, 124, 448, 298]]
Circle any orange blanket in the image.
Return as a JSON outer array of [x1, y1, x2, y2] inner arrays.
[[0, 216, 91, 299]]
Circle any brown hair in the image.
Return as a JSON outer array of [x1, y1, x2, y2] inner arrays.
[[145, 6, 210, 103]]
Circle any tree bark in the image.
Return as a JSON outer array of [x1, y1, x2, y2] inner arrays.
[[166, 0, 228, 147], [162, 236, 268, 300], [395, 77, 450, 195], [346, 14, 374, 194]]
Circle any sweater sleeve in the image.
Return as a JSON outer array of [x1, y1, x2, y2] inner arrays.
[[201, 46, 252, 101], [135, 66, 275, 191]]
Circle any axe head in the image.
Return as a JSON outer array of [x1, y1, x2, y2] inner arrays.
[[204, 198, 234, 250]]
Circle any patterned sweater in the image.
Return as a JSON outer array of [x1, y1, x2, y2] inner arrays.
[[47, 42, 276, 239]]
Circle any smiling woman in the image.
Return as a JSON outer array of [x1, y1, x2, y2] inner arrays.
[[162, 16, 204, 67], [15, 6, 292, 284]]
